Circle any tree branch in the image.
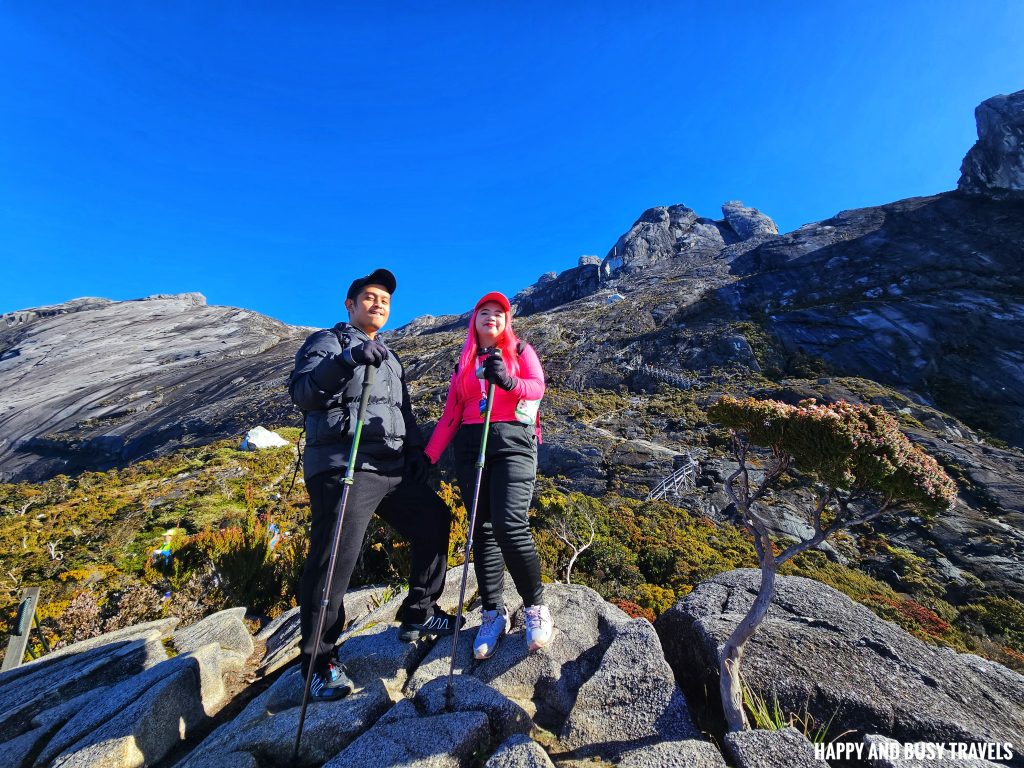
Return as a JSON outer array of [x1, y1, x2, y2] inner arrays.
[[749, 452, 790, 504], [775, 490, 833, 565]]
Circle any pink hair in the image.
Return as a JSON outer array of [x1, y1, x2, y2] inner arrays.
[[455, 301, 521, 401]]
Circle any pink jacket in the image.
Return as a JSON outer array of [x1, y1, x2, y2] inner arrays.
[[424, 344, 545, 463]]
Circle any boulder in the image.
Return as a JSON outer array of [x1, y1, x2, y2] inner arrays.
[[375, 698, 419, 726], [723, 727, 828, 768], [0, 631, 169, 740], [0, 727, 48, 768], [239, 426, 290, 451], [656, 569, 1024, 753], [180, 752, 258, 768], [0, 687, 111, 768], [617, 740, 729, 768], [335, 618, 435, 696], [721, 201, 779, 240], [469, 584, 629, 727], [414, 676, 533, 745], [340, 566, 477, 642], [47, 645, 224, 768], [485, 734, 556, 768], [180, 672, 392, 768], [173, 606, 254, 671], [959, 89, 1024, 199], [407, 582, 648, 741], [323, 710, 490, 768], [37, 643, 225, 766], [405, 575, 521, 696], [0, 618, 176, 685], [559, 618, 698, 759]]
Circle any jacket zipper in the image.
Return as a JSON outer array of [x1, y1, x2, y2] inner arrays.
[[388, 360, 397, 443]]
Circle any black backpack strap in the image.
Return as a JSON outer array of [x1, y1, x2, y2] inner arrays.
[[331, 326, 352, 352]]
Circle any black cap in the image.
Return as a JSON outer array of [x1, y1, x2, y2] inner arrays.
[[347, 268, 397, 301]]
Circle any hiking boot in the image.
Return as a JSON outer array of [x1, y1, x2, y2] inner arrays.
[[309, 666, 351, 701], [524, 604, 553, 652], [473, 607, 509, 660], [325, 658, 354, 695], [398, 608, 466, 642]]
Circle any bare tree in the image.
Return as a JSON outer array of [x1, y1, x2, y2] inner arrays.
[[46, 540, 63, 561], [552, 504, 596, 585]]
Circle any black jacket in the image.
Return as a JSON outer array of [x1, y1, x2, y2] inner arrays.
[[289, 322, 423, 478]]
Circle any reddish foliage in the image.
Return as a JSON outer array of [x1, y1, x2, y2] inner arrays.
[[613, 599, 656, 622], [863, 593, 951, 639], [1001, 646, 1024, 667]]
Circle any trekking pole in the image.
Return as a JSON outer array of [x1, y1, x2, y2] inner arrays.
[[292, 363, 377, 761], [445, 352, 498, 711]]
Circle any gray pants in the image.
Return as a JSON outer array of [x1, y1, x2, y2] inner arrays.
[[454, 421, 544, 610]]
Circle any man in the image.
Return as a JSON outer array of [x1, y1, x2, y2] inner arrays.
[[289, 268, 459, 700]]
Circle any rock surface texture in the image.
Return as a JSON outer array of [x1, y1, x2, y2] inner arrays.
[[959, 89, 1024, 199], [9, 571, 1023, 766], [0, 294, 306, 482], [656, 569, 1024, 766], [0, 578, 723, 768]]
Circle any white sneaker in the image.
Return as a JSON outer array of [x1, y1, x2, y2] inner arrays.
[[524, 604, 553, 652], [474, 608, 509, 660]]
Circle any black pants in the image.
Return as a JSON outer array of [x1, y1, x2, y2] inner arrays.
[[454, 421, 543, 611], [299, 468, 451, 675]]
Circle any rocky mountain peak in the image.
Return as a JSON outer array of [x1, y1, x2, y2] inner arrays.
[[511, 199, 778, 317], [959, 88, 1024, 199], [601, 200, 778, 276]]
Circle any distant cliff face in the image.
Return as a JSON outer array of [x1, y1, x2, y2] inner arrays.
[[0, 294, 306, 482], [722, 191, 1024, 446]]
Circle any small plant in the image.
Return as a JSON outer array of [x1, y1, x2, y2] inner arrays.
[[741, 678, 846, 744], [370, 582, 403, 610]]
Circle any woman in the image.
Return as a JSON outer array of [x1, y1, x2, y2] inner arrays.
[[424, 291, 553, 658]]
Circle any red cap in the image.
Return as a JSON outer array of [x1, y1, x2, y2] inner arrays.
[[474, 291, 511, 314]]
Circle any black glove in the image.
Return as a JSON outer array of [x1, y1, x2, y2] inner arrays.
[[405, 449, 431, 484], [346, 339, 389, 367], [481, 350, 516, 392]]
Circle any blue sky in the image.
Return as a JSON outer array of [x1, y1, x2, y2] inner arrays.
[[1, 3, 1021, 330]]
